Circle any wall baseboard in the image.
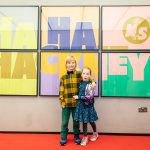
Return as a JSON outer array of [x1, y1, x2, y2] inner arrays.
[[0, 131, 150, 136]]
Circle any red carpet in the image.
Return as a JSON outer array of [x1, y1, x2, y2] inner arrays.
[[0, 133, 150, 150]]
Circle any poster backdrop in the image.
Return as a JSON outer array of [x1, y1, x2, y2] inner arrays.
[[41, 6, 99, 50], [0, 6, 38, 50], [102, 53, 150, 97], [0, 52, 37, 95], [40, 52, 99, 96], [102, 6, 150, 50]]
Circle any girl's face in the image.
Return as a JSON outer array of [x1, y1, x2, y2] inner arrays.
[[81, 68, 91, 81], [66, 60, 76, 71]]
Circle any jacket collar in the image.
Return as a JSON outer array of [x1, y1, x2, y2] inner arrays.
[[67, 70, 75, 74]]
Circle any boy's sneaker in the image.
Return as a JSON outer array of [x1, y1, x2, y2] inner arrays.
[[60, 138, 67, 146], [74, 135, 81, 144], [90, 132, 99, 141], [80, 136, 88, 146]]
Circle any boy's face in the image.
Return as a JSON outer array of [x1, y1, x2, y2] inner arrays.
[[66, 60, 76, 71], [81, 68, 91, 81]]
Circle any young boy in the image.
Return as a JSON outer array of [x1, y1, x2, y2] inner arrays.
[[59, 56, 95, 146], [59, 56, 81, 145]]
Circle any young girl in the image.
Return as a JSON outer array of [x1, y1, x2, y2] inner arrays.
[[73, 67, 98, 146]]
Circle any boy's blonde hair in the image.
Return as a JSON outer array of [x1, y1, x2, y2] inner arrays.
[[65, 55, 77, 65], [82, 67, 92, 75]]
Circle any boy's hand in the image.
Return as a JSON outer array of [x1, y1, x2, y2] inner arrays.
[[90, 82, 96, 89], [61, 102, 65, 108], [73, 95, 78, 99]]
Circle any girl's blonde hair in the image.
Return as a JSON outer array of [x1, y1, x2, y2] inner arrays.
[[82, 67, 92, 75]]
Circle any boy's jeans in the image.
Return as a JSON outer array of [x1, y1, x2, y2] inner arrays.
[[61, 107, 80, 139]]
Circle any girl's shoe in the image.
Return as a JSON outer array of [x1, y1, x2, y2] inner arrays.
[[80, 136, 88, 146], [90, 132, 98, 141]]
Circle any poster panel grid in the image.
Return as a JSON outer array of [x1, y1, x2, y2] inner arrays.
[[101, 5, 150, 51], [39, 51, 99, 96], [101, 51, 150, 98], [0, 51, 38, 96], [0, 6, 39, 50], [40, 6, 100, 51]]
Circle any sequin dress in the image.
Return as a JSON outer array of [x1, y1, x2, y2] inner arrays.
[[74, 81, 98, 123]]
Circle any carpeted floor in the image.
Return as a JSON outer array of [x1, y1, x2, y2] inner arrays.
[[0, 133, 150, 150]]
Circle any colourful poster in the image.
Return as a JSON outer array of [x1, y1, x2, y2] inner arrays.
[[102, 6, 150, 50], [0, 52, 37, 95], [102, 53, 150, 97], [0, 6, 38, 50], [41, 6, 99, 50], [40, 52, 99, 96]]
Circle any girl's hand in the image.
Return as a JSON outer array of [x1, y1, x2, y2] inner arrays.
[[73, 95, 78, 99]]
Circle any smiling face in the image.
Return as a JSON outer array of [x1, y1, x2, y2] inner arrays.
[[66, 60, 76, 71], [65, 56, 77, 71], [81, 68, 91, 81]]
